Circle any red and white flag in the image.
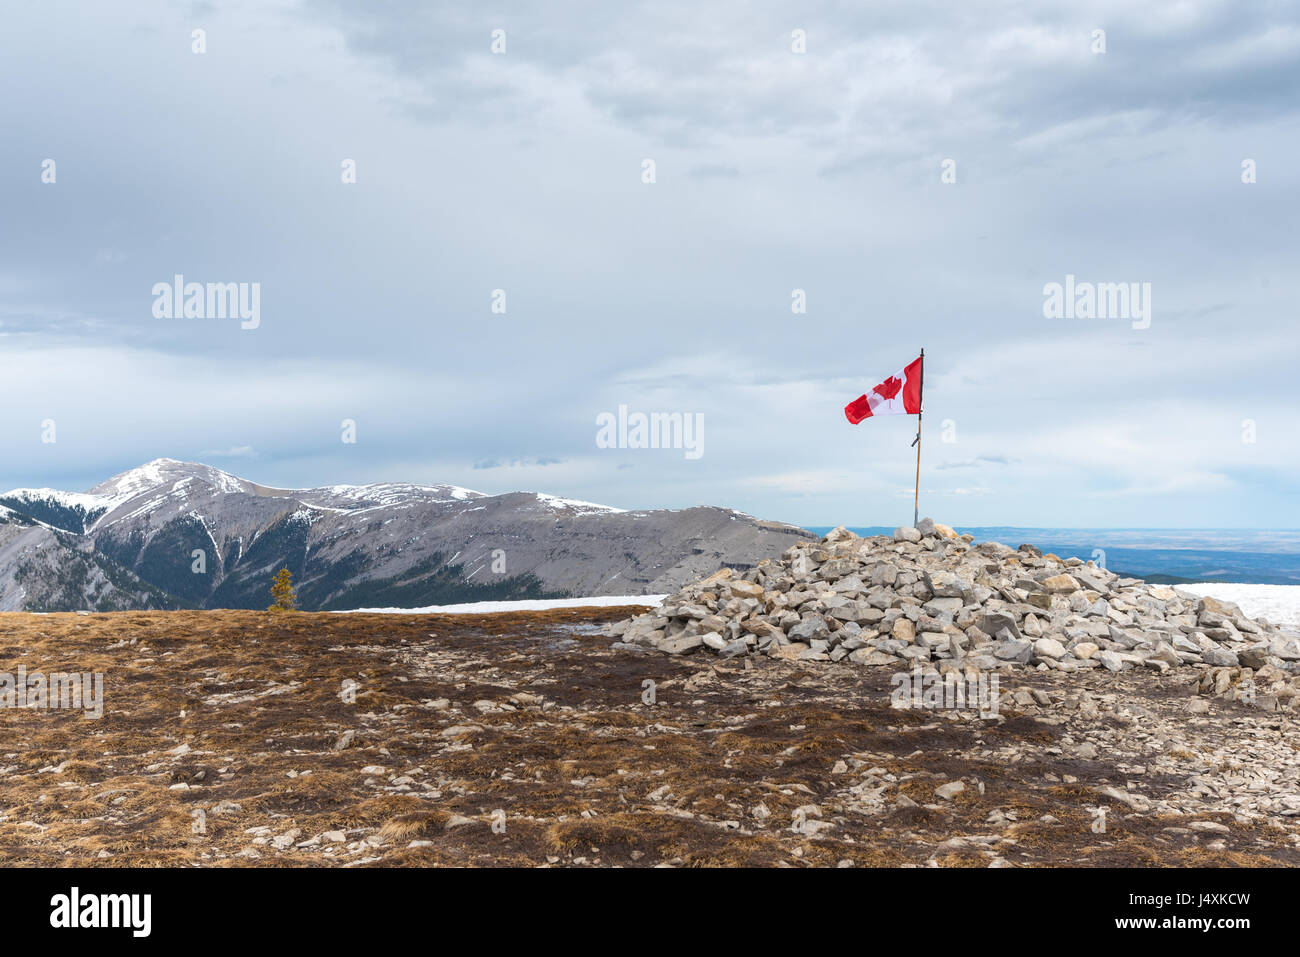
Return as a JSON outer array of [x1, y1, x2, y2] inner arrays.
[[844, 355, 923, 424]]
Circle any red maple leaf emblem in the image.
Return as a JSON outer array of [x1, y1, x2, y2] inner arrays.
[[873, 375, 902, 401]]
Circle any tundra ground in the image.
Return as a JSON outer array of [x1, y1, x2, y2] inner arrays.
[[0, 609, 1295, 867]]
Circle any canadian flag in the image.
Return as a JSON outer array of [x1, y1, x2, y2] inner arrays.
[[844, 355, 923, 424]]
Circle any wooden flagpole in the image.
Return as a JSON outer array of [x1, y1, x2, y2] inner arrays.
[[912, 348, 924, 527]]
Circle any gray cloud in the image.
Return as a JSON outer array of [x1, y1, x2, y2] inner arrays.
[[0, 0, 1296, 527]]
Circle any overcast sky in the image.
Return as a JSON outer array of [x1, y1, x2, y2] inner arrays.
[[1, 0, 1297, 528]]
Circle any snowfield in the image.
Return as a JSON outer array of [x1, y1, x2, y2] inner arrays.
[[1181, 583, 1300, 630], [338, 595, 667, 615], [339, 584, 1300, 628], [530, 492, 626, 515]]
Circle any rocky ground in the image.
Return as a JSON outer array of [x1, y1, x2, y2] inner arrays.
[[0, 604, 1296, 867], [609, 520, 1300, 709]]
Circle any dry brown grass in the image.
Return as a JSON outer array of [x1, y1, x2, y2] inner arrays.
[[0, 607, 1294, 867]]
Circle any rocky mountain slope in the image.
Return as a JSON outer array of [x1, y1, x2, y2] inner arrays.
[[0, 459, 812, 612]]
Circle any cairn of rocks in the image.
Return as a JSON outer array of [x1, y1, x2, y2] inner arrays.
[[607, 519, 1300, 708]]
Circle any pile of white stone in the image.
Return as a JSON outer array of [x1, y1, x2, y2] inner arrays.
[[606, 519, 1300, 681]]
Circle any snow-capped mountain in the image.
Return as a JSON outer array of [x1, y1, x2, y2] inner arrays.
[[0, 459, 812, 612]]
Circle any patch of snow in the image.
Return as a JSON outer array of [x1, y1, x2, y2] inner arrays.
[[188, 509, 220, 555], [338, 595, 666, 615], [95, 494, 173, 529], [530, 492, 625, 515], [299, 482, 485, 512], [1180, 583, 1300, 630], [0, 488, 108, 512], [99, 458, 249, 500], [33, 459, 259, 531]]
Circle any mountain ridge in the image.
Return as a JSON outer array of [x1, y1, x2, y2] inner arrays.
[[0, 459, 813, 612]]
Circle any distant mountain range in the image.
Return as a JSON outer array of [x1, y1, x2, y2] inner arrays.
[[0, 459, 813, 612]]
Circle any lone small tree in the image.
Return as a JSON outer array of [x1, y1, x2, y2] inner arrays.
[[269, 567, 297, 611]]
